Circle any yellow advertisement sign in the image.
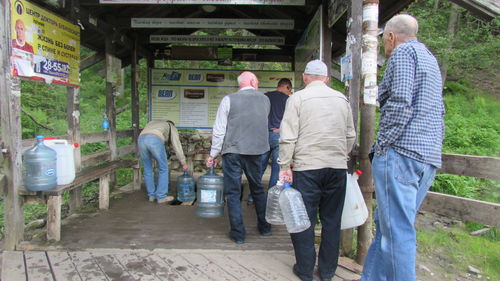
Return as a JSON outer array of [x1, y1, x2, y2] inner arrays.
[[150, 69, 294, 128], [11, 0, 80, 86]]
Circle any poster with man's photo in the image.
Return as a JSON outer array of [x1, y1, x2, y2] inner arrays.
[[11, 0, 80, 86]]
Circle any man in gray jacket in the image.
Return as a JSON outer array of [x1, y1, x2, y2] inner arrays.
[[206, 71, 272, 244], [279, 60, 356, 281]]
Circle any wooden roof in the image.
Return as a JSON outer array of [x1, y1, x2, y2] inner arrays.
[[30, 0, 415, 67]]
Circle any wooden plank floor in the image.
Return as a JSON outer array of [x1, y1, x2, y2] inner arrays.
[[2, 249, 360, 281]]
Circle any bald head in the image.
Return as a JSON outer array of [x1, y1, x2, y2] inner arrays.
[[384, 14, 418, 40], [237, 71, 258, 89]]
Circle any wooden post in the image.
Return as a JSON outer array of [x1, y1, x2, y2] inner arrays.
[[1, 0, 24, 250], [342, 0, 363, 257], [68, 87, 82, 211], [356, 0, 379, 265], [105, 36, 118, 190], [321, 4, 332, 73], [47, 195, 62, 241], [131, 35, 140, 152], [99, 174, 110, 209], [146, 54, 155, 121]]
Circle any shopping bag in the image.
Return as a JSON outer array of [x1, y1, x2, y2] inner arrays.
[[341, 170, 369, 230]]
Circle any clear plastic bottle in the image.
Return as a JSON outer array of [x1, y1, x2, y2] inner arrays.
[[22, 136, 57, 191], [279, 183, 311, 233], [265, 180, 285, 225]]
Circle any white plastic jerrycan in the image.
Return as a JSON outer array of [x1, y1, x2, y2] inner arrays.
[[341, 170, 369, 230], [43, 138, 77, 185]]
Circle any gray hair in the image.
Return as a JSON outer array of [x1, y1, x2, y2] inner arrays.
[[384, 14, 419, 39]]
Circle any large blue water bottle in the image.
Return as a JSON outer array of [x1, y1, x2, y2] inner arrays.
[[279, 183, 311, 233], [196, 166, 224, 218], [177, 171, 195, 202], [23, 136, 57, 191]]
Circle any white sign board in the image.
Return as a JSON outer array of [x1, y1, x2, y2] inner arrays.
[[150, 35, 285, 45], [101, 0, 305, 5], [132, 18, 294, 30]]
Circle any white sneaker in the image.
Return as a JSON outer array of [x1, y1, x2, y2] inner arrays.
[[148, 196, 155, 202], [157, 196, 174, 204]]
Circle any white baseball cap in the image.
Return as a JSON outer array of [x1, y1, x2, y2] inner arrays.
[[304, 59, 328, 76]]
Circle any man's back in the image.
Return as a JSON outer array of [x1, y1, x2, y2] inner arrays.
[[222, 89, 270, 155], [265, 90, 289, 129], [280, 81, 355, 171], [377, 40, 444, 168]]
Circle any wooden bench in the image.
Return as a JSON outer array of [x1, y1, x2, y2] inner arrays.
[[19, 158, 140, 241]]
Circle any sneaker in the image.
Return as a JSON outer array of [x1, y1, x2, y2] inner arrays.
[[157, 196, 174, 204], [227, 233, 245, 244], [148, 196, 155, 202]]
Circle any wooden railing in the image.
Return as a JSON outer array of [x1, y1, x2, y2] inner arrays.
[[421, 153, 500, 227]]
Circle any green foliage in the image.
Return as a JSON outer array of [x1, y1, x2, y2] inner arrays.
[[417, 226, 500, 279], [406, 0, 500, 81]]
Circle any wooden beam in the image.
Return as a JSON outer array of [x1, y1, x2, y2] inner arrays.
[[356, 0, 378, 265], [80, 53, 105, 71], [449, 0, 499, 21], [99, 174, 111, 210], [421, 191, 500, 227], [131, 36, 140, 156], [439, 154, 500, 180], [68, 86, 83, 211], [0, 0, 24, 250], [47, 195, 62, 241]]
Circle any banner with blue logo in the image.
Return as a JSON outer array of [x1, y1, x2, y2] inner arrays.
[[150, 68, 294, 129]]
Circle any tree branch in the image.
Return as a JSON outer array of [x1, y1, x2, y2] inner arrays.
[[21, 107, 54, 131], [116, 104, 130, 115]]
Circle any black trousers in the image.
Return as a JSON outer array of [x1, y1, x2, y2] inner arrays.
[[291, 168, 347, 281]]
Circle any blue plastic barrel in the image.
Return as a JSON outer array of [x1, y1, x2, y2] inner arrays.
[[177, 171, 195, 202], [196, 166, 224, 218], [23, 136, 57, 191]]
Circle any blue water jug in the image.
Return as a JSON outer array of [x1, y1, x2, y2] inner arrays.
[[23, 136, 57, 191], [177, 171, 195, 202], [196, 166, 224, 218]]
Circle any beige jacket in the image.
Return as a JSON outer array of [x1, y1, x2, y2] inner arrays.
[[278, 81, 356, 171], [139, 120, 187, 165]]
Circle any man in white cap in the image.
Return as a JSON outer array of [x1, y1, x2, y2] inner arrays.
[[278, 59, 356, 281]]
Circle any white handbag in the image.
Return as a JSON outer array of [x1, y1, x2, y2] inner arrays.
[[341, 170, 369, 230]]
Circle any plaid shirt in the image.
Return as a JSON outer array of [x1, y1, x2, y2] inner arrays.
[[372, 40, 445, 168]]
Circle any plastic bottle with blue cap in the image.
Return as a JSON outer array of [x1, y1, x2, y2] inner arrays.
[[279, 182, 311, 233]]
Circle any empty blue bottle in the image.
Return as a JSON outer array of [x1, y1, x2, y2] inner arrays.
[[265, 180, 285, 225], [177, 171, 195, 202], [196, 166, 224, 218], [279, 183, 311, 233], [23, 136, 57, 191]]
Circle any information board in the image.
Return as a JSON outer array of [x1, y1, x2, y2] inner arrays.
[[150, 69, 294, 129], [10, 0, 80, 86]]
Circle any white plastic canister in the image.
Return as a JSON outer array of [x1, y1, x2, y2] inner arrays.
[[44, 139, 76, 185]]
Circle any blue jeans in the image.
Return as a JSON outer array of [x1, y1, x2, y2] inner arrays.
[[261, 131, 280, 189], [291, 168, 346, 281], [222, 153, 271, 241], [361, 147, 436, 281], [138, 134, 169, 200]]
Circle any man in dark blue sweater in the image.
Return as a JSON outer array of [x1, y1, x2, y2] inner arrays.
[[248, 78, 293, 204]]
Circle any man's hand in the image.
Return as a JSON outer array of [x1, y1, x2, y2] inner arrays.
[[206, 156, 217, 167], [182, 163, 188, 171], [279, 169, 293, 183]]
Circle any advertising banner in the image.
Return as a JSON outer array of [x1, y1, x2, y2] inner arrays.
[[150, 69, 294, 129], [101, 0, 305, 6], [11, 0, 80, 86]]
